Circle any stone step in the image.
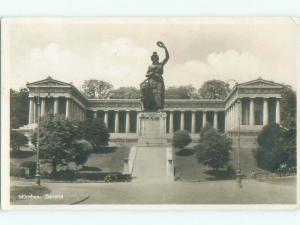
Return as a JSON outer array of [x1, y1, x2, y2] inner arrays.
[[132, 147, 167, 181]]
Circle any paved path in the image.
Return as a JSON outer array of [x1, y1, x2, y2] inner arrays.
[[11, 178, 296, 205]]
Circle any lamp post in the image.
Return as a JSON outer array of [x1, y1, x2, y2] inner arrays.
[[227, 79, 242, 188], [35, 87, 41, 186]]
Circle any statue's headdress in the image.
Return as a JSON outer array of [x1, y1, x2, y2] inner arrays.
[[151, 51, 159, 61]]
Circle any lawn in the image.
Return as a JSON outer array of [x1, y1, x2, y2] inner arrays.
[[173, 146, 270, 181], [84, 145, 130, 173], [10, 145, 130, 180], [174, 147, 235, 181]]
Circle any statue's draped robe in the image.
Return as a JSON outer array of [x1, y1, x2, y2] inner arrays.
[[141, 63, 165, 111]]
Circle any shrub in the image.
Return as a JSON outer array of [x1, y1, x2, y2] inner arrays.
[[20, 161, 37, 178], [254, 123, 296, 172], [172, 130, 192, 149], [10, 130, 28, 151], [196, 124, 232, 171], [52, 169, 77, 181], [10, 166, 27, 178], [73, 139, 93, 167]]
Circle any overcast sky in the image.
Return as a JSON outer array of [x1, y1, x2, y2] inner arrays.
[[4, 18, 299, 91]]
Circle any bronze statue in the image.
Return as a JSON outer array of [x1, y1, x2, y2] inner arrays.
[[140, 41, 169, 112]]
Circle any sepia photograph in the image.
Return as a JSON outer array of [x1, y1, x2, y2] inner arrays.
[[1, 17, 298, 209]]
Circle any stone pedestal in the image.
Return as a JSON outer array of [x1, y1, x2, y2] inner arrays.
[[137, 112, 168, 146]]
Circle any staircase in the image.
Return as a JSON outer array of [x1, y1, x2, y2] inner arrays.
[[132, 147, 167, 182]]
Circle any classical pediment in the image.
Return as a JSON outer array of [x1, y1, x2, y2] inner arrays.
[[239, 78, 283, 88], [27, 76, 72, 87]]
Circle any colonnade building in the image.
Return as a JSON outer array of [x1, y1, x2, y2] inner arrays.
[[22, 76, 283, 140]]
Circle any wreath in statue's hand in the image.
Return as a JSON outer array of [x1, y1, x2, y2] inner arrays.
[[157, 41, 165, 48]]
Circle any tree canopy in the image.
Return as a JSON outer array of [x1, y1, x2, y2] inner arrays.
[[280, 85, 296, 130], [77, 118, 110, 150], [82, 79, 113, 99], [110, 87, 140, 99], [165, 85, 197, 99], [10, 88, 29, 129], [38, 114, 78, 174], [254, 123, 296, 171], [198, 80, 230, 100]]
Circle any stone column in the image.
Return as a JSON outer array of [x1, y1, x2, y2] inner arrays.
[[82, 109, 84, 121], [276, 98, 281, 124], [191, 111, 196, 133], [237, 99, 241, 127], [33, 100, 37, 123], [229, 108, 232, 129], [225, 110, 228, 131], [69, 100, 72, 119], [54, 98, 59, 115], [104, 111, 108, 126], [249, 98, 255, 126], [235, 103, 239, 128], [65, 98, 70, 119], [114, 111, 119, 133], [136, 111, 139, 133], [213, 111, 218, 130], [73, 102, 76, 120], [76, 104, 79, 120], [234, 103, 237, 128], [230, 107, 233, 129], [125, 111, 130, 133], [168, 111, 174, 133], [202, 111, 207, 127], [94, 110, 97, 119], [29, 98, 34, 124], [180, 111, 184, 130], [263, 98, 269, 126], [40, 98, 46, 117]]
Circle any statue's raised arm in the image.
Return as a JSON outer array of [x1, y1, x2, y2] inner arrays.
[[157, 41, 169, 66]]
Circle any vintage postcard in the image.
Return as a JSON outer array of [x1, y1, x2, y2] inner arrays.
[[1, 17, 299, 209]]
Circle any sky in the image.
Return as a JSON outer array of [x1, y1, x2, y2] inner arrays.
[[4, 18, 299, 91]]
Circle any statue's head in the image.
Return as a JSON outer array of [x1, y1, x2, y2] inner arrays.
[[151, 51, 159, 63]]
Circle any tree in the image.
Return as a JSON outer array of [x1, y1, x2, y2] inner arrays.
[[198, 80, 230, 99], [196, 124, 232, 170], [172, 130, 192, 149], [10, 130, 28, 151], [165, 85, 197, 99], [254, 123, 296, 171], [78, 118, 110, 151], [82, 79, 113, 99], [10, 88, 29, 129], [38, 114, 78, 174], [280, 85, 296, 130], [110, 87, 140, 99], [73, 139, 93, 167], [281, 127, 296, 169]]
